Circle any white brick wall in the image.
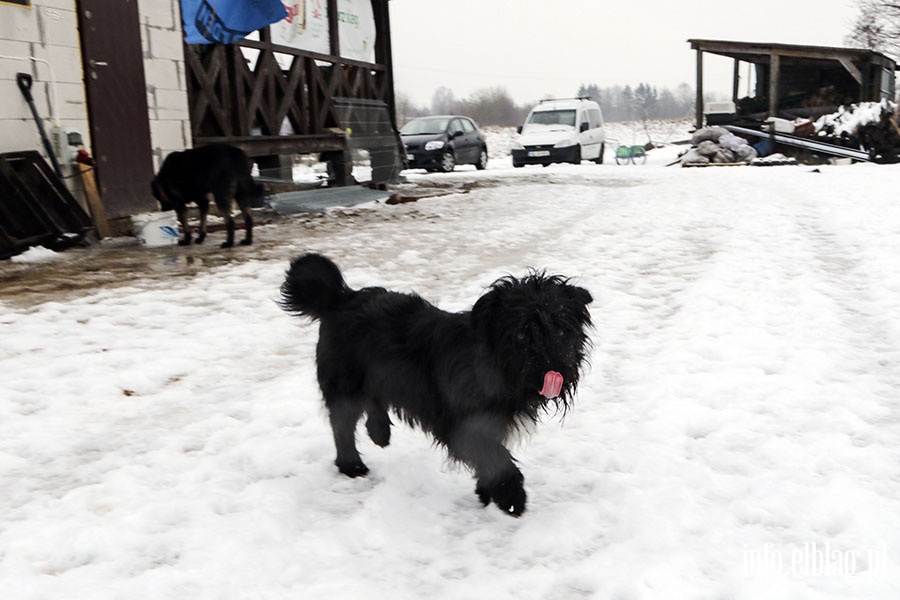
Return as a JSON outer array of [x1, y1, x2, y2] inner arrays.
[[0, 2, 87, 171], [0, 1, 190, 190], [139, 0, 190, 171]]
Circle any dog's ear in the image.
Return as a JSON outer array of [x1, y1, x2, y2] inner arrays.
[[471, 285, 505, 338], [568, 285, 593, 308]]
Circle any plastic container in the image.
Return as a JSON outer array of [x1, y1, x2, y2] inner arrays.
[[131, 211, 179, 246]]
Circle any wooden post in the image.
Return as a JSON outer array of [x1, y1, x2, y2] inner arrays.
[[768, 53, 780, 118], [732, 58, 740, 102], [695, 49, 704, 130], [327, 0, 340, 56]]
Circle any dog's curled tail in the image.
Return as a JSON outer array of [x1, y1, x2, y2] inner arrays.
[[280, 253, 352, 320]]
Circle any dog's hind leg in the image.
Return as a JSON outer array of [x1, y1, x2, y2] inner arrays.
[[238, 206, 253, 246], [327, 398, 369, 477], [175, 208, 192, 246], [221, 215, 236, 249], [213, 187, 237, 248], [235, 182, 255, 246], [446, 416, 526, 516], [364, 399, 391, 447], [195, 198, 210, 245]]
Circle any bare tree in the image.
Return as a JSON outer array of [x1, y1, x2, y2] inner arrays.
[[430, 87, 458, 115], [395, 91, 426, 125], [460, 87, 522, 126], [847, 0, 900, 59]]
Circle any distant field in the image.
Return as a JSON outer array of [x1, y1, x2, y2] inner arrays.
[[483, 118, 694, 160]]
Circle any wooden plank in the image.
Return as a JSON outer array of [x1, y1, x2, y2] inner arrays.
[[194, 134, 346, 156], [77, 162, 110, 239]]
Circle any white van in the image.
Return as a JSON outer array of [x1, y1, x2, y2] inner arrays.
[[511, 98, 606, 167]]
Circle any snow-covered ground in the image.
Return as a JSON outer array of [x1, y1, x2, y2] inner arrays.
[[3, 142, 900, 599]]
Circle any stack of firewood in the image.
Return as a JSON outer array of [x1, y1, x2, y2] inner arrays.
[[814, 100, 900, 163]]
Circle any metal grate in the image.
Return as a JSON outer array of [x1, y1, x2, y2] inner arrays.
[[332, 98, 404, 184]]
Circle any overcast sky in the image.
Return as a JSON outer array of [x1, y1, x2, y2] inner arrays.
[[388, 0, 862, 108]]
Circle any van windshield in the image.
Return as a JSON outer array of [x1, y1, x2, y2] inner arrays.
[[400, 118, 449, 135], [526, 109, 576, 128]]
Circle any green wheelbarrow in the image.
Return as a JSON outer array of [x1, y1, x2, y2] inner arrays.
[[615, 144, 647, 165]]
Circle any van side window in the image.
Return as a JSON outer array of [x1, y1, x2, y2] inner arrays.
[[588, 108, 603, 128], [461, 119, 476, 133]]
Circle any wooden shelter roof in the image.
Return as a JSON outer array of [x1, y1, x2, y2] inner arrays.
[[688, 39, 897, 69]]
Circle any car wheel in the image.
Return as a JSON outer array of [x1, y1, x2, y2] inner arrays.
[[439, 151, 456, 173], [571, 146, 582, 165], [475, 148, 488, 170], [513, 160, 524, 168], [593, 143, 605, 164]]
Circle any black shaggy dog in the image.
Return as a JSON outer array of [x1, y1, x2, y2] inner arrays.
[[280, 253, 593, 516], [151, 143, 263, 248]]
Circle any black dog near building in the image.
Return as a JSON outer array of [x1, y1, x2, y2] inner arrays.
[[280, 253, 593, 516], [151, 144, 262, 248]]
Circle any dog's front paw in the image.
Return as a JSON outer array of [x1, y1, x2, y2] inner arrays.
[[477, 469, 526, 517], [239, 238, 252, 246], [220, 240, 234, 249], [336, 460, 369, 478], [178, 238, 191, 246], [194, 234, 206, 245]]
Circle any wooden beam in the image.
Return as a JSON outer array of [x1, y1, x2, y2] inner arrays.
[[838, 56, 863, 84], [195, 134, 346, 156]]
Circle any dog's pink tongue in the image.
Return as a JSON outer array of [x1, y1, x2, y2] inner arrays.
[[540, 371, 564, 399]]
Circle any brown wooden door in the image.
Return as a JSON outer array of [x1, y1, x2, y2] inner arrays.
[[78, 0, 155, 219]]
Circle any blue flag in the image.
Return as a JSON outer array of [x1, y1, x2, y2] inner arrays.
[[182, 0, 288, 44]]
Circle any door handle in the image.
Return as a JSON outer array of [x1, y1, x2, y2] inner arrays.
[[89, 60, 109, 68]]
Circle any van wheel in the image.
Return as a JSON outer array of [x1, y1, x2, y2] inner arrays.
[[476, 148, 488, 170], [570, 147, 582, 165], [593, 143, 605, 164], [439, 151, 456, 173]]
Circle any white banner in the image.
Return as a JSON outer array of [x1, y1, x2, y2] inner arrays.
[[269, 0, 375, 63], [271, 0, 330, 55], [337, 0, 376, 63]]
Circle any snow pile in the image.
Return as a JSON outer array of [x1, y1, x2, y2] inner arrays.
[[9, 246, 60, 263]]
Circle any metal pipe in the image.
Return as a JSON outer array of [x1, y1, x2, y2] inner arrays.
[[0, 54, 61, 126]]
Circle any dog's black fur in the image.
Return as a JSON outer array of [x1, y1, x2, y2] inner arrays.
[[280, 253, 592, 516], [151, 144, 262, 248]]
